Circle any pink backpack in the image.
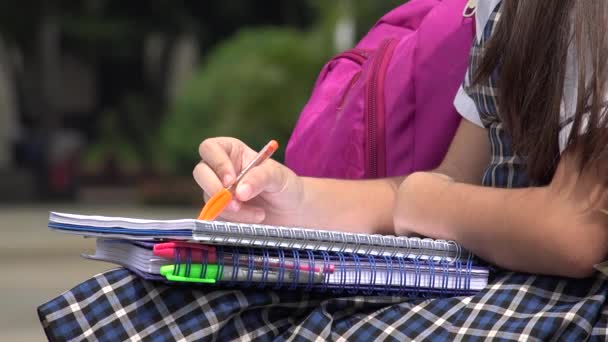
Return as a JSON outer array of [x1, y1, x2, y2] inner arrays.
[[285, 0, 475, 179]]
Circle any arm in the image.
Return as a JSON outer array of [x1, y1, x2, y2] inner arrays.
[[194, 137, 401, 234], [194, 119, 485, 234], [394, 126, 608, 278], [292, 177, 399, 235], [284, 117, 490, 233]]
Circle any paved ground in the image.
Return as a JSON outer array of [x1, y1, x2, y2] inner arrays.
[[0, 204, 196, 341]]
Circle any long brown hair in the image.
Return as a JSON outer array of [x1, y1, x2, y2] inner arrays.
[[474, 0, 608, 184]]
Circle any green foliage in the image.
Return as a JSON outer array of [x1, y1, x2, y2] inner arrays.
[[310, 0, 406, 42], [81, 109, 142, 175], [161, 27, 331, 173], [352, 0, 406, 38]]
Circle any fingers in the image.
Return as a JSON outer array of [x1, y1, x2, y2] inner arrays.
[[195, 137, 290, 223], [235, 160, 290, 201], [193, 162, 223, 195], [216, 203, 266, 223], [198, 138, 238, 185], [194, 162, 240, 212]]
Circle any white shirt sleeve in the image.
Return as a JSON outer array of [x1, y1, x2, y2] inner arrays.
[[454, 82, 484, 127], [452, 0, 502, 128]]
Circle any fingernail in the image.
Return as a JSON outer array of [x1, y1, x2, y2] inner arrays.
[[222, 175, 233, 187], [254, 209, 265, 222], [237, 184, 251, 200], [227, 200, 240, 212]]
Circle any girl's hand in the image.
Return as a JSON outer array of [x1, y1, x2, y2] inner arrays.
[[193, 137, 304, 224]]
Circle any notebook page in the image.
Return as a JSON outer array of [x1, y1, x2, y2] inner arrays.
[[83, 239, 170, 274], [50, 212, 197, 230]]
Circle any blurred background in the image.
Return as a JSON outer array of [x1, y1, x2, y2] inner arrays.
[[0, 0, 402, 340]]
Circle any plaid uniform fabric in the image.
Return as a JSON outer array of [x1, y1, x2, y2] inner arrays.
[[37, 2, 608, 340], [463, 2, 531, 188], [38, 268, 608, 341]]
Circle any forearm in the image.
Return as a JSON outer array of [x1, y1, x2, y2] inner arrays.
[[431, 182, 567, 274], [294, 176, 402, 235], [283, 163, 471, 234], [396, 172, 608, 277]]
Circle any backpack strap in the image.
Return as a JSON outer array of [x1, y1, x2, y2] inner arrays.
[[463, 0, 477, 17]]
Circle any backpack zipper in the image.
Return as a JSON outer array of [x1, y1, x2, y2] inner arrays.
[[366, 38, 397, 178], [334, 49, 368, 65]]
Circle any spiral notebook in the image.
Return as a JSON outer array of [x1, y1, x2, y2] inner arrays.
[[86, 239, 488, 295], [49, 212, 465, 261], [49, 212, 489, 295]]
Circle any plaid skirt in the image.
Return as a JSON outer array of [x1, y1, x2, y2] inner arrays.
[[39, 268, 608, 341]]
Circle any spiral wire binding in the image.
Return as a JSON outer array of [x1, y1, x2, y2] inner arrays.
[[396, 255, 406, 297], [364, 254, 377, 295], [244, 248, 254, 287], [194, 221, 468, 262], [466, 251, 474, 292], [305, 250, 315, 291], [229, 248, 239, 287], [455, 258, 463, 295], [349, 253, 362, 295], [168, 243, 480, 297], [334, 252, 347, 294], [259, 248, 270, 288], [275, 248, 286, 290], [411, 251, 421, 298], [381, 255, 393, 295], [320, 251, 330, 293]]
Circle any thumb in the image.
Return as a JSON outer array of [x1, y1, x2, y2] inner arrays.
[[234, 160, 290, 201]]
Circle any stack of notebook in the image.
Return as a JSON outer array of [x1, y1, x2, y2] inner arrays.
[[48, 212, 489, 296]]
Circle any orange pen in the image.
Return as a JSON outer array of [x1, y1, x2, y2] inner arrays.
[[197, 140, 279, 221]]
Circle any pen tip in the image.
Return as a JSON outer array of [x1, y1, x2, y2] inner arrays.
[[269, 140, 279, 152]]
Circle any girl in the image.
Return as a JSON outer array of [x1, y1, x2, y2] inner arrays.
[[194, 0, 608, 278], [39, 1, 608, 340]]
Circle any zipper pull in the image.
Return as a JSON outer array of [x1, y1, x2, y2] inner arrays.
[[463, 0, 477, 17]]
